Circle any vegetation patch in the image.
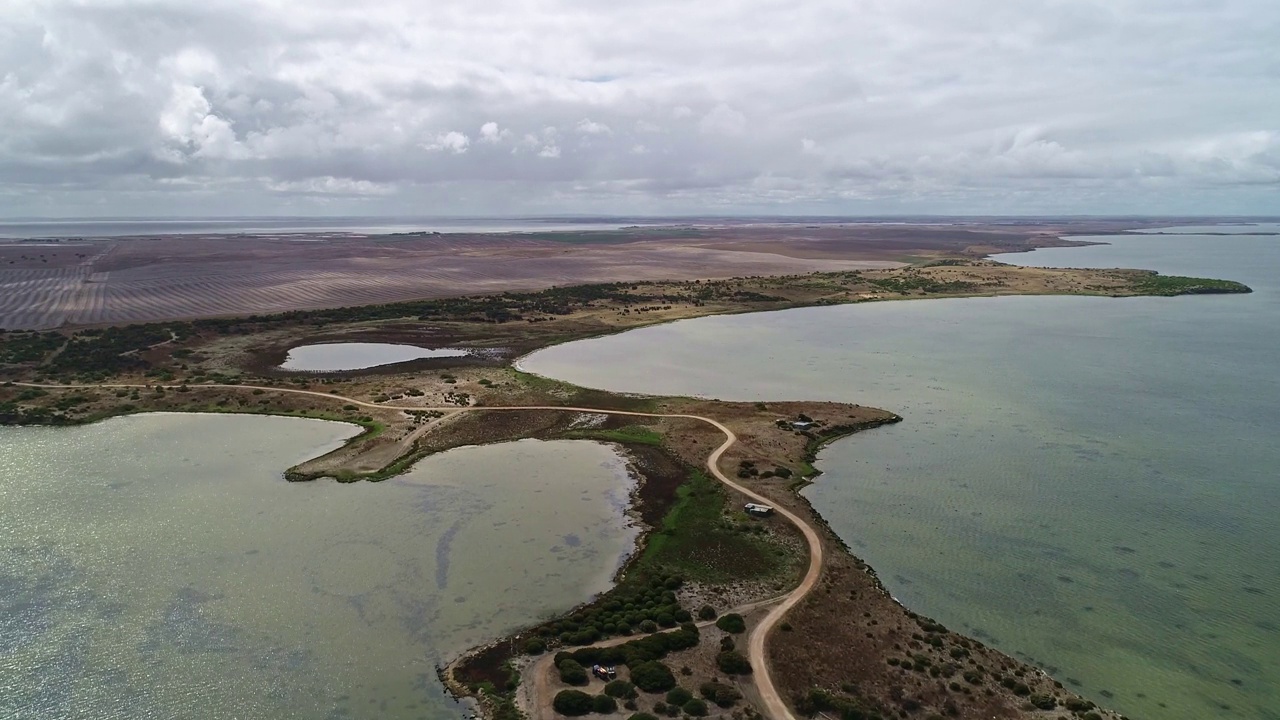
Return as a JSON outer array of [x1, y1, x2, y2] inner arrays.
[[1126, 272, 1252, 296], [566, 425, 664, 446], [639, 471, 783, 583]]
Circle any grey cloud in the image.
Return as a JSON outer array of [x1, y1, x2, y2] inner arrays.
[[1, 0, 1277, 216]]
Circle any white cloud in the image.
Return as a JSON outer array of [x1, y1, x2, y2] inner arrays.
[[479, 121, 511, 143], [425, 131, 470, 154], [0, 0, 1277, 215], [699, 104, 747, 136], [576, 119, 611, 135]]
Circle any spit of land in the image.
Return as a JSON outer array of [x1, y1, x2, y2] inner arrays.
[[0, 219, 1253, 720]]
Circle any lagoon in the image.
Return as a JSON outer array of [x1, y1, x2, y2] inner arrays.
[[280, 342, 470, 372], [520, 227, 1280, 720], [0, 414, 637, 720]]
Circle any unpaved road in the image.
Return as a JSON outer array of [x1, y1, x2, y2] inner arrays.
[[15, 381, 822, 720]]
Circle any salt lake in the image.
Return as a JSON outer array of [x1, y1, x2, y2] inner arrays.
[[279, 343, 470, 372], [520, 227, 1280, 720], [0, 414, 637, 719]]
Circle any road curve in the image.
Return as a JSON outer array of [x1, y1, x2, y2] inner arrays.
[[13, 381, 820, 720]]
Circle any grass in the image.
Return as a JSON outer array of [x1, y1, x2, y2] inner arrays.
[[566, 425, 663, 446], [638, 470, 785, 583]]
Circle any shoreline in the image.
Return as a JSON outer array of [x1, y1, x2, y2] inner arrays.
[[0, 255, 1255, 720]]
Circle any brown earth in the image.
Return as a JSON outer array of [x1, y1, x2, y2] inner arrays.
[[0, 217, 1169, 330]]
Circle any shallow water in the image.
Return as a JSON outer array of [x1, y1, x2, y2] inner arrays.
[[520, 227, 1280, 720], [280, 342, 469, 371], [0, 414, 637, 720]]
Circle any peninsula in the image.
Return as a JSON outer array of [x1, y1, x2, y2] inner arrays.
[[0, 232, 1252, 720]]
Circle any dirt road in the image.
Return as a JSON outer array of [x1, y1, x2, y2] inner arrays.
[[15, 381, 820, 720]]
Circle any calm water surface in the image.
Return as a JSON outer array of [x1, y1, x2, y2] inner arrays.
[[280, 343, 470, 371], [0, 414, 637, 720], [521, 227, 1280, 720]]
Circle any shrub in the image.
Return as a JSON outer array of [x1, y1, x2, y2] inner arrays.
[[629, 715, 659, 720], [715, 614, 746, 634], [1028, 693, 1056, 710], [525, 638, 546, 655], [665, 687, 693, 706], [605, 680, 636, 699], [716, 650, 752, 675], [553, 690, 594, 716], [639, 620, 658, 634], [629, 661, 676, 693], [592, 695, 618, 714], [682, 699, 709, 717], [697, 605, 717, 621], [558, 658, 588, 686], [699, 681, 741, 708]]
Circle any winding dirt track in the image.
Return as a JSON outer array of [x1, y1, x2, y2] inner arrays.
[[15, 381, 822, 720]]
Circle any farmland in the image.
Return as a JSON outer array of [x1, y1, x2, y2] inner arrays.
[[0, 217, 1163, 330]]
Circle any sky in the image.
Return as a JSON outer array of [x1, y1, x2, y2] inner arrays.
[[1, 0, 1278, 217]]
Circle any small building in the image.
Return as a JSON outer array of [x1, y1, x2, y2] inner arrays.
[[744, 503, 775, 517]]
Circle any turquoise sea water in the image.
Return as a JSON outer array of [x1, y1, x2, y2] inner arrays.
[[0, 415, 637, 719], [521, 226, 1280, 719]]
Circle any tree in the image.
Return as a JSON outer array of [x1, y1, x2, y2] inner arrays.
[[715, 613, 746, 634], [665, 687, 693, 706], [592, 695, 618, 714], [525, 638, 546, 655], [629, 661, 676, 693], [553, 690, 594, 716], [716, 650, 753, 675], [700, 682, 741, 708], [605, 680, 637, 699], [558, 658, 589, 686], [682, 699, 709, 717], [697, 605, 717, 621]]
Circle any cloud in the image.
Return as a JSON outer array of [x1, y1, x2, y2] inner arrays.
[[1, 0, 1278, 216], [576, 119, 612, 135], [425, 131, 471, 154], [479, 121, 511, 143]]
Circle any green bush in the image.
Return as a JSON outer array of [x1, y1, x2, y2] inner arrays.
[[715, 613, 746, 634], [605, 680, 636, 699], [682, 699, 709, 717], [697, 605, 717, 621], [699, 681, 741, 707], [558, 658, 588, 686], [665, 687, 693, 706], [716, 650, 752, 675], [629, 661, 676, 693], [592, 695, 617, 714], [629, 714, 659, 720], [1028, 693, 1056, 710], [525, 638, 546, 655], [553, 690, 594, 716]]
